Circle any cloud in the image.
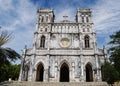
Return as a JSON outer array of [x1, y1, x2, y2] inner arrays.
[[92, 0, 120, 32], [0, 0, 119, 64], [54, 7, 75, 22], [0, 0, 14, 11], [0, 0, 37, 54], [90, 0, 120, 48]]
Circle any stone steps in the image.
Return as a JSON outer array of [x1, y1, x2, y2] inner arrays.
[[0, 81, 109, 86]]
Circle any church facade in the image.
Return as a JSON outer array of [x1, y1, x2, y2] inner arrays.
[[18, 8, 107, 82]]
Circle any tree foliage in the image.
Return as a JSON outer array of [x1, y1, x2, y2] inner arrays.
[[0, 30, 20, 66], [103, 30, 120, 84], [102, 62, 120, 84], [0, 64, 20, 82], [0, 30, 21, 82], [108, 30, 120, 74]]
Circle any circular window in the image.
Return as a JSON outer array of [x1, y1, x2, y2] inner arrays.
[[60, 38, 70, 48]]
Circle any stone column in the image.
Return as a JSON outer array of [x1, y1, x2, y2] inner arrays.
[[72, 62, 75, 81], [18, 58, 23, 81], [46, 55, 50, 82], [95, 54, 101, 81], [32, 46, 36, 81], [80, 55, 84, 82], [47, 27, 51, 81], [18, 46, 27, 81], [44, 68, 49, 82], [55, 62, 58, 82], [70, 66, 72, 82], [28, 61, 33, 81]]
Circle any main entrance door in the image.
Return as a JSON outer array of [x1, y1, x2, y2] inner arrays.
[[60, 63, 69, 82], [86, 63, 93, 82], [36, 63, 44, 81]]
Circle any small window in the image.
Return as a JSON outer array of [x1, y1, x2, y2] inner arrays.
[[86, 17, 89, 22], [83, 28, 85, 32], [84, 35, 90, 48], [41, 28, 43, 32], [87, 28, 89, 32], [45, 28, 47, 32], [40, 35, 45, 48], [41, 16, 44, 22], [82, 17, 84, 23]]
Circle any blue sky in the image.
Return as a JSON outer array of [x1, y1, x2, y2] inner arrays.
[[0, 0, 120, 64]]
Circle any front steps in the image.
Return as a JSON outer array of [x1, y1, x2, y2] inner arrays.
[[0, 81, 109, 86]]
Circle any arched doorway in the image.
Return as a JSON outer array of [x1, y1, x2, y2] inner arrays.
[[86, 63, 93, 82], [36, 63, 44, 81], [60, 63, 69, 82]]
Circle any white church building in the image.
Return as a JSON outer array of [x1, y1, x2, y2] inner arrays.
[[18, 8, 107, 82]]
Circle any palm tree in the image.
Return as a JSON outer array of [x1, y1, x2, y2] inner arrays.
[[0, 30, 20, 65]]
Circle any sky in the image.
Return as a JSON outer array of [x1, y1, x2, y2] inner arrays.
[[0, 0, 120, 64]]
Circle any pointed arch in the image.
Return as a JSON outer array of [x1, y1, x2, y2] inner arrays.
[[40, 35, 45, 48], [86, 63, 93, 82], [45, 28, 47, 32], [86, 17, 89, 22], [82, 16, 84, 23], [60, 62, 69, 82], [36, 63, 44, 81], [83, 28, 85, 32], [84, 35, 90, 48]]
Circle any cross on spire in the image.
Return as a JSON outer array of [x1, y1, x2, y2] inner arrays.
[[63, 15, 68, 20]]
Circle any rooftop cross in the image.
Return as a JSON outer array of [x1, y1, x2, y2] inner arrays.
[[63, 15, 68, 20]]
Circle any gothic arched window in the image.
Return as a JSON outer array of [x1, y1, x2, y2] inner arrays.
[[86, 17, 89, 22], [45, 28, 47, 32], [41, 16, 44, 22], [46, 16, 48, 22], [83, 28, 85, 32], [82, 17, 84, 23], [84, 35, 90, 48], [87, 28, 89, 32], [40, 35, 45, 48]]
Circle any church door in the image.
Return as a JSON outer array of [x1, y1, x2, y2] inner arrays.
[[60, 63, 69, 82], [86, 64, 93, 82], [36, 63, 44, 81]]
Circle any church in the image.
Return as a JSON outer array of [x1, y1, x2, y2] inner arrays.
[[18, 8, 107, 82]]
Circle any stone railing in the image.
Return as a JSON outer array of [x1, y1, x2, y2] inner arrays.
[[50, 50, 81, 55], [25, 49, 104, 56], [1, 81, 109, 86]]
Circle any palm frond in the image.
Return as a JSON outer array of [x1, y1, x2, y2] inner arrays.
[[0, 31, 12, 47], [0, 47, 21, 63], [5, 48, 21, 60]]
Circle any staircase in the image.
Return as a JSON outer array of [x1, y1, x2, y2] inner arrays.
[[0, 81, 109, 86]]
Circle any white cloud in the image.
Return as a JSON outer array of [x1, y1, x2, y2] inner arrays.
[[92, 0, 120, 32], [0, 0, 120, 64], [89, 0, 120, 48], [55, 7, 75, 22], [0, 0, 37, 54], [0, 0, 14, 11]]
